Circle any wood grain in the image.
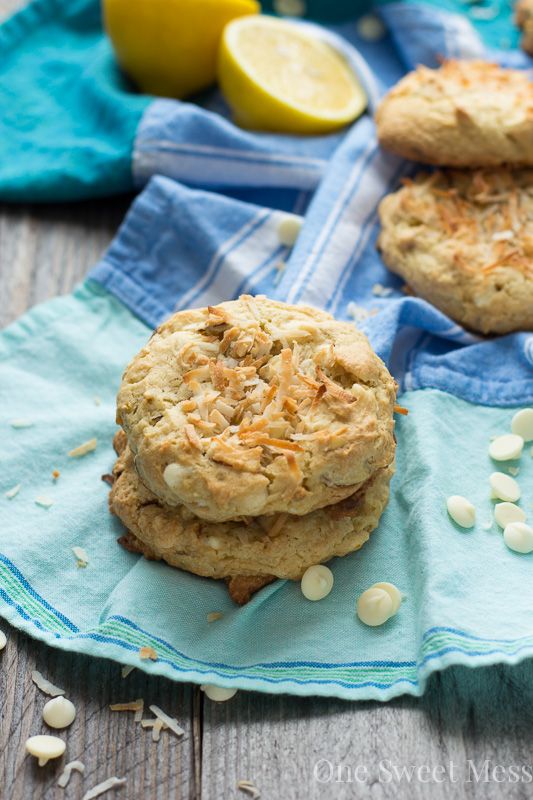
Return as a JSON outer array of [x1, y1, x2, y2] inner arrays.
[[1, 1, 533, 798]]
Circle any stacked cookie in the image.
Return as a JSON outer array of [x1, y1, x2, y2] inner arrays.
[[110, 296, 397, 604], [375, 60, 533, 335]]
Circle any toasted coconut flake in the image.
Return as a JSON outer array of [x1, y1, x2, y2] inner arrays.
[[32, 670, 65, 697], [121, 665, 135, 679], [68, 438, 97, 458], [81, 776, 126, 800], [5, 484, 21, 499], [149, 705, 185, 737], [237, 780, 261, 799], [57, 760, 85, 789], [35, 495, 54, 508], [184, 424, 203, 450], [316, 368, 356, 405], [139, 646, 158, 661], [72, 546, 89, 568], [110, 699, 144, 722], [101, 473, 114, 486], [207, 611, 223, 623], [268, 513, 289, 538]]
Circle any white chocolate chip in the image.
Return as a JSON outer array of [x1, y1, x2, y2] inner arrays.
[[503, 522, 533, 554], [0, 630, 6, 650], [371, 582, 402, 614], [494, 502, 526, 529], [42, 696, 76, 729], [277, 215, 302, 248], [356, 587, 394, 627], [489, 472, 521, 503], [300, 565, 334, 601], [163, 463, 187, 490], [25, 734, 66, 766], [201, 684, 238, 702], [511, 409, 533, 442], [489, 434, 524, 461], [446, 495, 476, 528]]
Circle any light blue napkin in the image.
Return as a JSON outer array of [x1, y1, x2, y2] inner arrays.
[[1, 5, 532, 700]]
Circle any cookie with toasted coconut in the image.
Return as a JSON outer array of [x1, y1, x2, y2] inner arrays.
[[109, 431, 393, 603], [378, 168, 533, 335], [375, 61, 533, 167], [117, 295, 397, 522]]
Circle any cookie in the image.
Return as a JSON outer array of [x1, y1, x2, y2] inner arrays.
[[375, 61, 533, 167], [117, 295, 397, 522], [377, 169, 533, 335], [516, 0, 533, 55], [109, 431, 394, 593]]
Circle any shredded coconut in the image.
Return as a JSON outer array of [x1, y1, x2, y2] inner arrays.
[[68, 438, 97, 458], [35, 495, 54, 508], [139, 646, 158, 661], [149, 705, 185, 738], [140, 718, 166, 742], [110, 699, 144, 723], [207, 612, 223, 623], [57, 760, 85, 788], [237, 780, 261, 799], [72, 546, 89, 568], [10, 418, 33, 428], [121, 665, 135, 679], [32, 670, 65, 697], [5, 484, 21, 499], [81, 776, 126, 800]]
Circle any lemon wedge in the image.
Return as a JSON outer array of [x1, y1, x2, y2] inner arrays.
[[217, 16, 367, 134], [103, 0, 259, 99]]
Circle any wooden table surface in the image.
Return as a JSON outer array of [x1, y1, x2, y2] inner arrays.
[[1, 3, 533, 798]]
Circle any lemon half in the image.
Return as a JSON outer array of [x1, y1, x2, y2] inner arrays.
[[218, 16, 367, 134], [104, 0, 259, 99]]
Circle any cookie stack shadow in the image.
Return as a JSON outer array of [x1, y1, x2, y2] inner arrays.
[[375, 60, 533, 335], [108, 296, 398, 604]]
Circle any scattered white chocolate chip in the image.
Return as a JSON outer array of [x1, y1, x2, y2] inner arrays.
[[277, 215, 302, 247], [42, 696, 76, 729], [356, 13, 386, 41], [446, 495, 476, 528], [32, 670, 65, 697], [109, 699, 144, 723], [207, 612, 223, 623], [68, 438, 97, 458], [10, 418, 34, 429], [503, 522, 533, 554], [201, 684, 238, 702], [489, 472, 521, 503], [371, 582, 403, 614], [511, 409, 533, 442], [81, 776, 126, 800], [237, 779, 261, 799], [5, 484, 21, 499], [489, 434, 524, 461], [149, 705, 185, 737], [25, 734, 66, 767], [371, 282, 393, 297], [0, 630, 7, 650], [35, 495, 54, 509], [356, 587, 394, 627], [57, 760, 85, 788], [121, 664, 135, 679], [139, 646, 157, 661], [72, 546, 89, 568], [300, 565, 334, 601], [494, 502, 526, 529]]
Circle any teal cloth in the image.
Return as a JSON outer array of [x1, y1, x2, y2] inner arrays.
[[1, 281, 532, 700], [0, 0, 150, 201]]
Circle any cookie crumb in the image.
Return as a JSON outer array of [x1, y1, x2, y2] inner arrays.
[[238, 780, 261, 799], [52, 469, 60, 480], [72, 546, 89, 568], [139, 646, 158, 661]]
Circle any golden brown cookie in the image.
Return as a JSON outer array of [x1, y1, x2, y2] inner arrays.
[[377, 168, 533, 335], [117, 295, 397, 522], [109, 431, 394, 590], [516, 0, 533, 55], [375, 61, 533, 167]]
